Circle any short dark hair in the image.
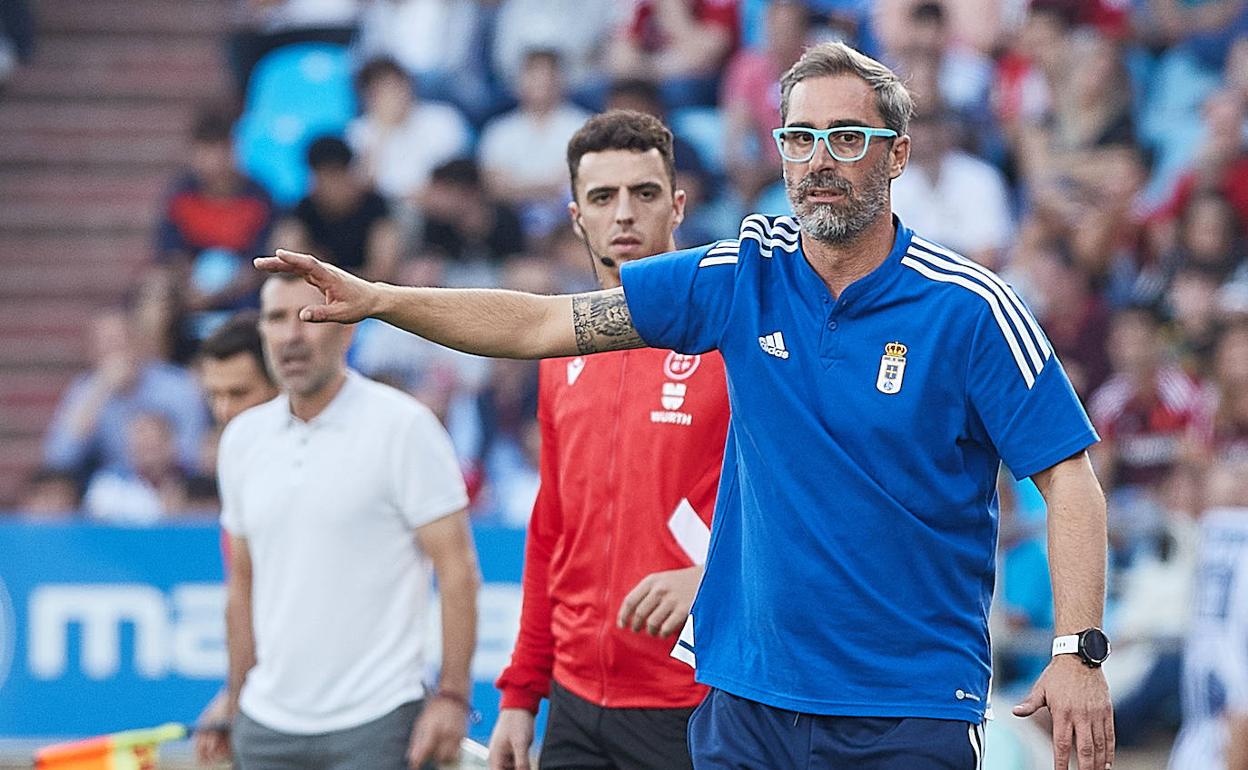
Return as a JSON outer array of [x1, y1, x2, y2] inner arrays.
[[199, 310, 272, 382], [430, 157, 481, 188], [355, 56, 409, 97], [192, 107, 235, 144], [566, 110, 676, 199], [607, 78, 665, 115], [306, 136, 353, 170], [522, 48, 562, 71], [910, 1, 946, 24]]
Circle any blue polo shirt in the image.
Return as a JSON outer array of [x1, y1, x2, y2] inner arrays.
[[619, 214, 1097, 722]]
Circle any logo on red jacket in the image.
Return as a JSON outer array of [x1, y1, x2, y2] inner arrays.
[[661, 382, 687, 410], [663, 352, 701, 380]]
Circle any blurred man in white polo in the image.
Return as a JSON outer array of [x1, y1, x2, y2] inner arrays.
[[219, 273, 480, 769]]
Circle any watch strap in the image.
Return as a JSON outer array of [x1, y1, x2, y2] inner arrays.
[[1051, 634, 1080, 657]]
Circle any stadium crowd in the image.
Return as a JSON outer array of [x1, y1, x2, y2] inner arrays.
[[11, 0, 1248, 757]]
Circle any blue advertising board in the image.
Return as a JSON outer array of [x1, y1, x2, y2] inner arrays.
[[0, 518, 527, 742]]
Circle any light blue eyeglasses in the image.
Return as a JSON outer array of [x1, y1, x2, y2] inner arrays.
[[772, 126, 899, 163]]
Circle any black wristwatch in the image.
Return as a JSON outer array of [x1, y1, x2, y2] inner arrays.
[[1051, 627, 1111, 668]]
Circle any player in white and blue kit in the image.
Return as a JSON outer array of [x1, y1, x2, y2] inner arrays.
[[1169, 462, 1248, 770], [257, 42, 1115, 770]]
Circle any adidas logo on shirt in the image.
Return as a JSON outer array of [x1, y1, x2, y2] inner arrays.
[[759, 331, 790, 359]]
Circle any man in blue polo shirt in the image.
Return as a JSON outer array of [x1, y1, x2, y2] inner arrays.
[[257, 43, 1114, 770]]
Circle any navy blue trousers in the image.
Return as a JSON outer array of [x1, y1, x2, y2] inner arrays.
[[688, 688, 984, 769]]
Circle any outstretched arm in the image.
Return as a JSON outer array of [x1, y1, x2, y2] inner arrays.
[[254, 249, 646, 358]]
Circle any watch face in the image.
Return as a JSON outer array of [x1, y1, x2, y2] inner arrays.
[[1081, 629, 1110, 662]]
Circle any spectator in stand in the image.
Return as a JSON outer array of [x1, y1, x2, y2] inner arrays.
[[412, 158, 527, 280], [271, 136, 401, 280], [43, 308, 209, 485], [1208, 323, 1248, 464], [355, 0, 499, 126], [1168, 265, 1225, 376], [156, 108, 275, 345], [604, 78, 703, 173], [605, 0, 740, 108], [721, 0, 809, 204], [991, 2, 1071, 150], [891, 107, 1013, 268], [1150, 0, 1248, 71], [226, 0, 360, 96], [82, 412, 191, 525], [478, 50, 590, 237], [1088, 305, 1209, 560], [346, 56, 471, 209], [491, 0, 616, 97], [871, 0, 1004, 59], [885, 1, 993, 119], [15, 469, 81, 517], [1152, 93, 1248, 264], [1160, 191, 1246, 288], [1016, 27, 1135, 200], [1025, 250, 1113, 397]]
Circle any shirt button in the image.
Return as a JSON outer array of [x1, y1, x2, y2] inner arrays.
[[827, 320, 838, 331]]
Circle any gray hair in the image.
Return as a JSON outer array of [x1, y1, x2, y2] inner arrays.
[[779, 41, 914, 136]]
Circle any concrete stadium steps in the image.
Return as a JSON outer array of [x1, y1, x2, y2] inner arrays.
[[0, 101, 195, 135], [2, 234, 151, 266], [0, 201, 156, 233], [5, 59, 229, 102], [0, 437, 50, 506], [0, 0, 233, 506], [38, 0, 229, 36], [0, 130, 190, 168], [0, 170, 170, 204]]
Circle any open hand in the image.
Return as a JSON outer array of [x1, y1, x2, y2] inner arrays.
[[1013, 655, 1114, 770], [254, 249, 380, 324]]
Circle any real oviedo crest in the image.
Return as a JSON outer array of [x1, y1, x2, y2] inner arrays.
[[876, 341, 908, 395]]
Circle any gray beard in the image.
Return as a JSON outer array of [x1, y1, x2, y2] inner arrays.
[[786, 159, 891, 245]]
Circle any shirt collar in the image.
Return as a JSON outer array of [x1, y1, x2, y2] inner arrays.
[[797, 214, 913, 307]]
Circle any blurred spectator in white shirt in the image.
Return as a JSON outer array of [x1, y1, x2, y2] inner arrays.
[[346, 56, 471, 207], [83, 412, 192, 524], [891, 108, 1013, 268], [478, 49, 590, 236]]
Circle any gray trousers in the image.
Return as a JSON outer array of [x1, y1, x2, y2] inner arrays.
[[232, 700, 435, 770]]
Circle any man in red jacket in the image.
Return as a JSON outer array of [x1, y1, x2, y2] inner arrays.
[[487, 111, 730, 770]]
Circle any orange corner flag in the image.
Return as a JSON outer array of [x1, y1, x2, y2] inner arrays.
[[34, 724, 187, 770]]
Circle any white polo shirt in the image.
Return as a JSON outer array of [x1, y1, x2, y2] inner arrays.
[[219, 370, 469, 734]]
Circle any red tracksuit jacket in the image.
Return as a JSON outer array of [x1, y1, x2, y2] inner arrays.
[[495, 347, 730, 711]]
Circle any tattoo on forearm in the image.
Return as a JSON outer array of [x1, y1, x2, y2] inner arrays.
[[571, 290, 643, 354]]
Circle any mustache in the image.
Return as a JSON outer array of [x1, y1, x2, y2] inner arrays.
[[796, 171, 853, 199], [277, 345, 312, 360]]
